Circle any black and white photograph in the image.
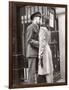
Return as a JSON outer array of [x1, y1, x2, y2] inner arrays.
[[9, 2, 67, 88]]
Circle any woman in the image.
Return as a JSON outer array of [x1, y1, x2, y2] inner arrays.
[[38, 26, 54, 83]]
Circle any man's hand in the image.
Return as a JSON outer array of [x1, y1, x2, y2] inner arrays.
[[30, 39, 39, 48]]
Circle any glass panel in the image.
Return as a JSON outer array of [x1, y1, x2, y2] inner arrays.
[[27, 6, 31, 23], [31, 6, 35, 14], [39, 6, 42, 14], [42, 6, 46, 14], [35, 6, 39, 12]]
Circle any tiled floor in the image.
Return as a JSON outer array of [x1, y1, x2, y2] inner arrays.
[[24, 77, 65, 84], [56, 78, 65, 83]]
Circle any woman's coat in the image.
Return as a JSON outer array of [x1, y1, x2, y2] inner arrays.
[[38, 27, 53, 75]]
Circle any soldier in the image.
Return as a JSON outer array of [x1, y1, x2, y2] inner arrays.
[[26, 12, 41, 84]]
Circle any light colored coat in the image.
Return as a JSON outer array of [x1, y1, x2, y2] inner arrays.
[[38, 27, 53, 75]]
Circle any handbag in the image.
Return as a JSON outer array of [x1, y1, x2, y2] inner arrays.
[[40, 56, 43, 68]]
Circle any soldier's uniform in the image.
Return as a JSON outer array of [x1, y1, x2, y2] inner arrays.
[[26, 22, 39, 84]]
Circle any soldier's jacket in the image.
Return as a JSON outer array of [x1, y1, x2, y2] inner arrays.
[[26, 23, 39, 58]]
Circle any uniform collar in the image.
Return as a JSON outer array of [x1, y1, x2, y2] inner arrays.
[[32, 23, 40, 30]]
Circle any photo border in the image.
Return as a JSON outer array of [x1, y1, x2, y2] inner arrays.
[[9, 1, 67, 89]]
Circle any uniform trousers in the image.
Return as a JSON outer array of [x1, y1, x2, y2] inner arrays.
[[27, 57, 36, 84]]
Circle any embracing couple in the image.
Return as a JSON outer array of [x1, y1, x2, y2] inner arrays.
[[26, 12, 53, 84]]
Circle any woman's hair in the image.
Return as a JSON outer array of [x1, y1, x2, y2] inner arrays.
[[40, 18, 49, 30]]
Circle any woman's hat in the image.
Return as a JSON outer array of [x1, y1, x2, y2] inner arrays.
[[30, 12, 41, 20]]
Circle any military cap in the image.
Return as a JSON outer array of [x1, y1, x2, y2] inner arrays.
[[30, 12, 41, 20]]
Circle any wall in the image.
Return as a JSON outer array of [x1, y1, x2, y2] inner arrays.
[[0, 0, 69, 90], [58, 14, 65, 80]]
